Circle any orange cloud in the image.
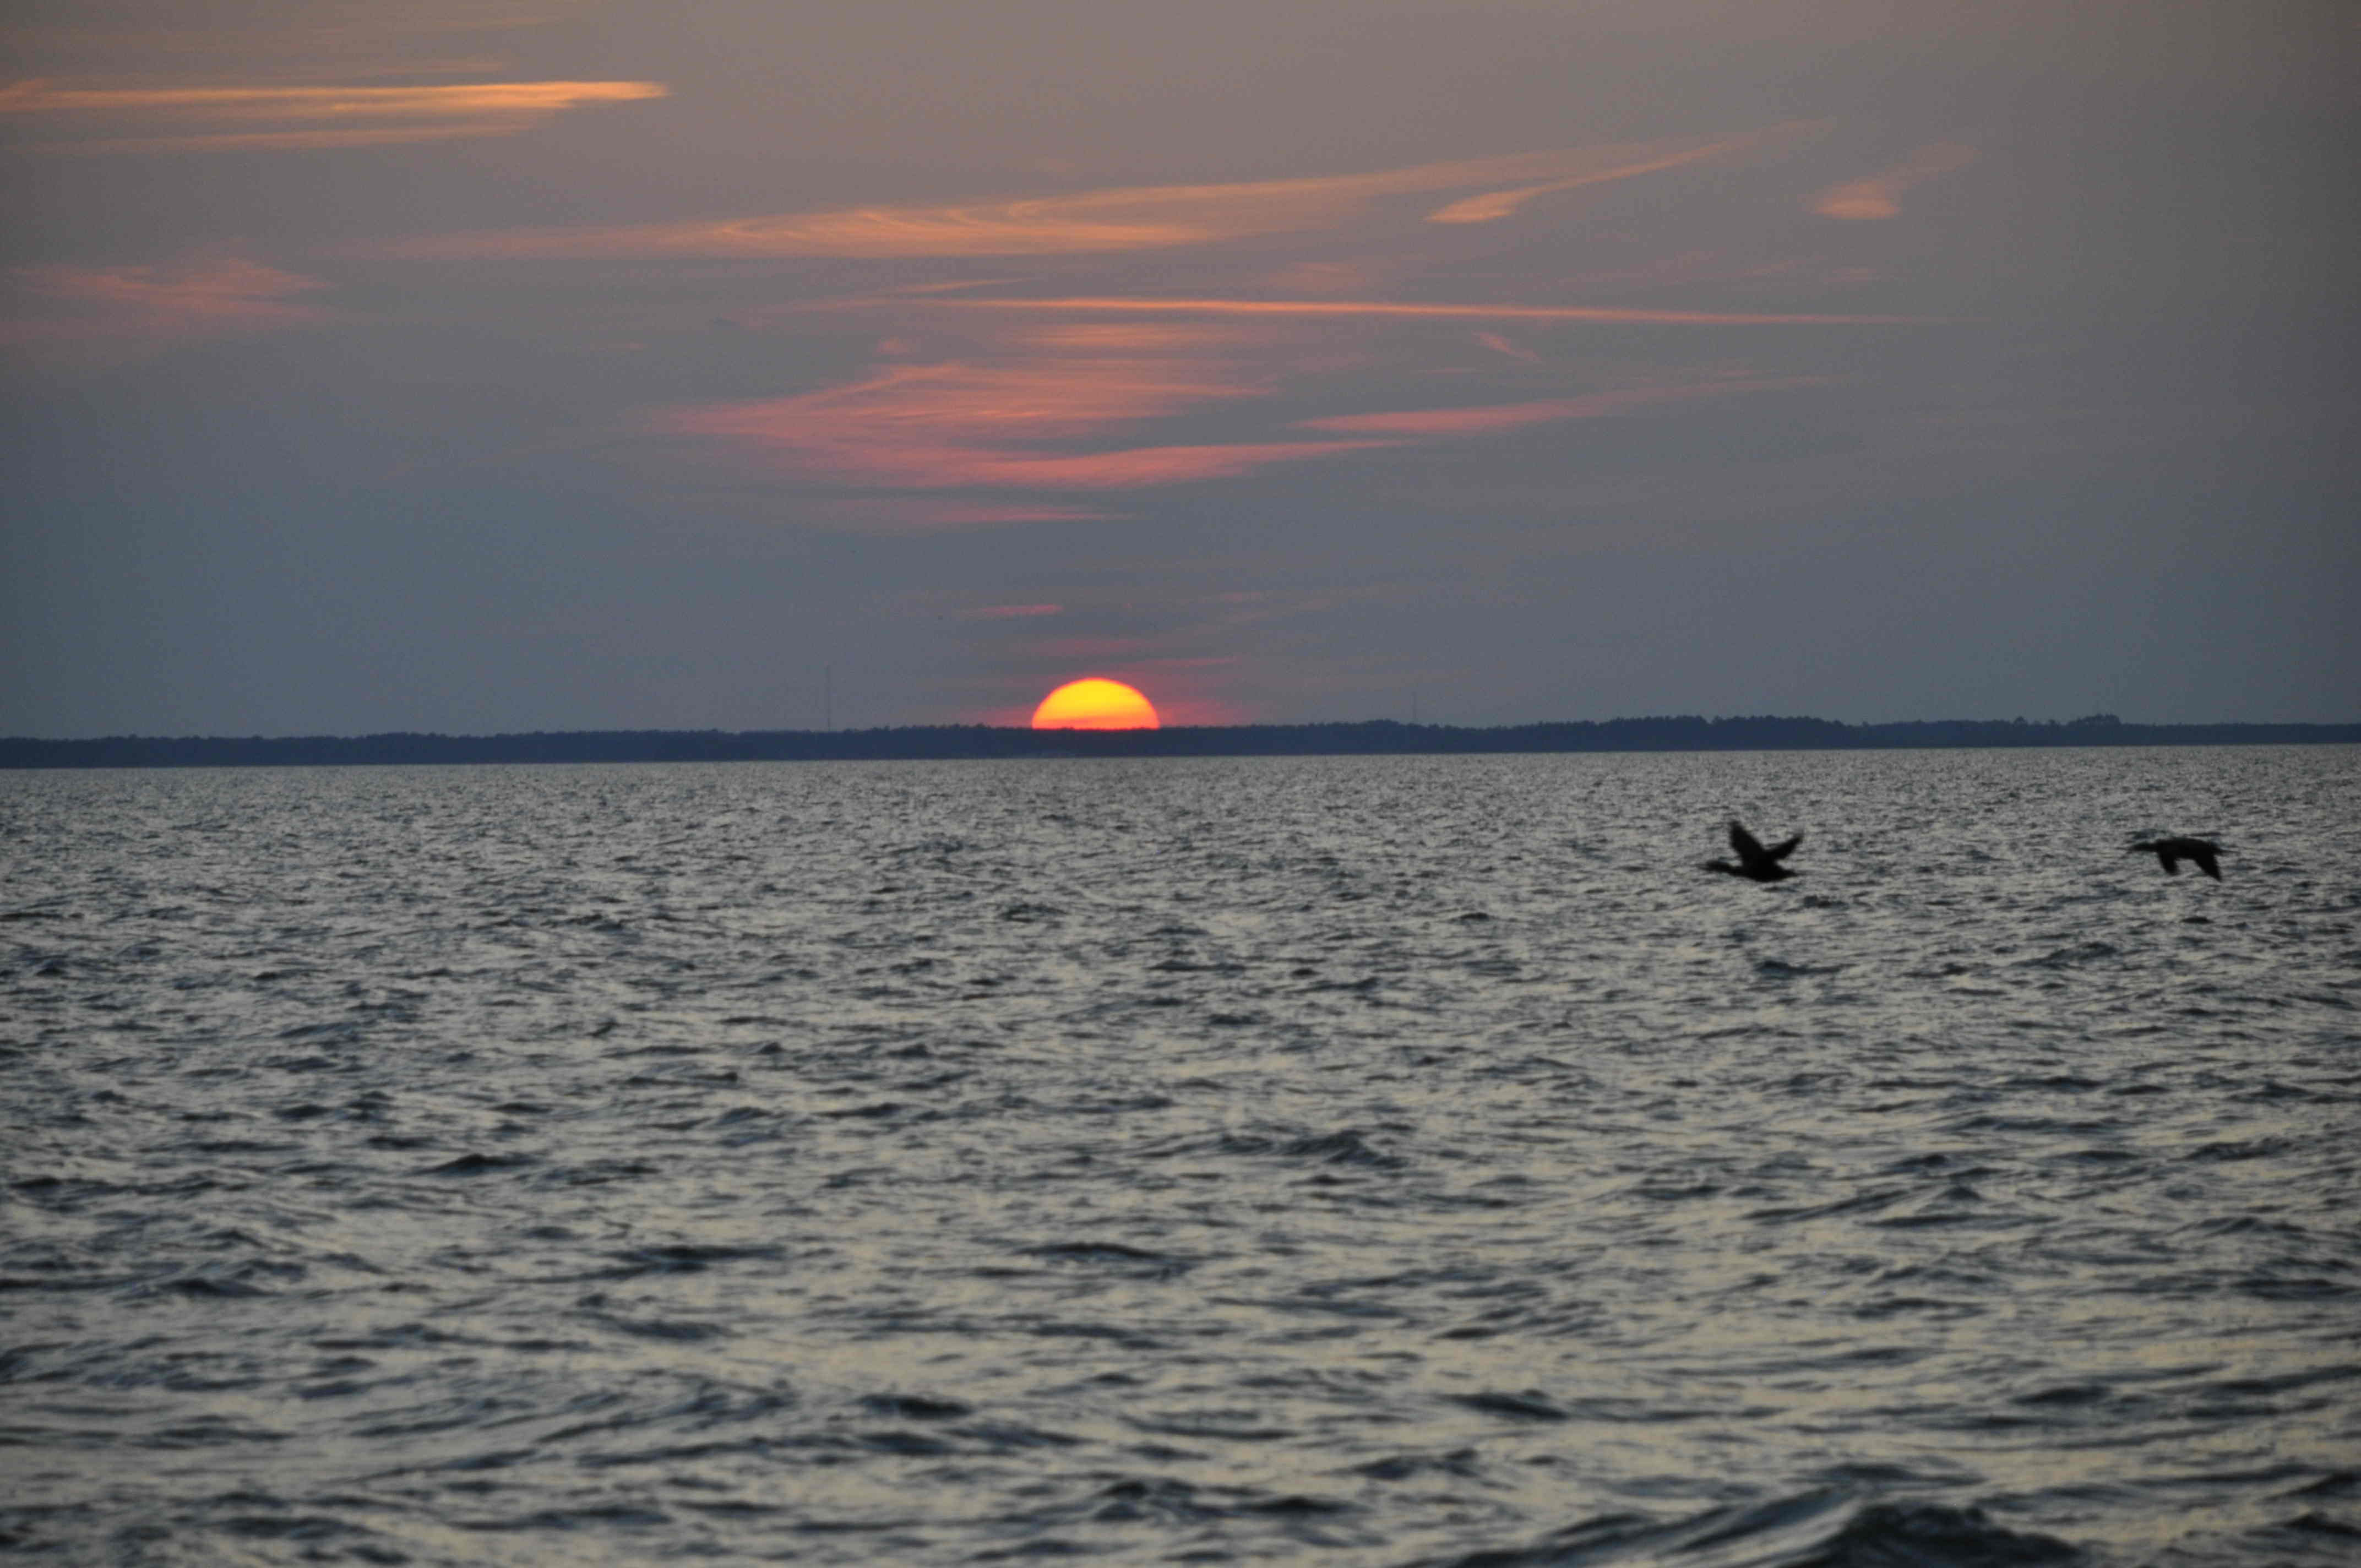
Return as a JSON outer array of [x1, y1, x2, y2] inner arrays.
[[916, 296, 1935, 326], [1294, 379, 1820, 436], [377, 129, 1805, 259], [4, 255, 329, 354], [1424, 138, 1760, 224], [804, 499, 1117, 530], [653, 338, 1391, 495], [653, 358, 1813, 504], [1, 79, 666, 153], [1810, 143, 1978, 220], [1475, 331, 1543, 363], [645, 289, 1884, 509]]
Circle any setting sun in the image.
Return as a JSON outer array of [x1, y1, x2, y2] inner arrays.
[[1030, 678, 1160, 730]]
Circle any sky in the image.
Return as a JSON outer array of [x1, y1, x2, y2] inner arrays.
[[4, 0, 2357, 736]]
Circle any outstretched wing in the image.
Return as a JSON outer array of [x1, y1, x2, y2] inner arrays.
[[1728, 820, 1767, 862], [2188, 846, 2222, 880], [1761, 832, 1803, 862], [2156, 850, 2182, 875]]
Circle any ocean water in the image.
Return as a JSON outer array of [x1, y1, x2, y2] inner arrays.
[[2, 748, 2357, 1567]]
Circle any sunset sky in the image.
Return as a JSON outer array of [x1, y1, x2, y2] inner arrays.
[[6, 0, 2355, 735]]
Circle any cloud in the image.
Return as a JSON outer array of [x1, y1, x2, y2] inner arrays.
[[1, 78, 666, 153], [603, 116, 1919, 522], [4, 254, 330, 356], [643, 278, 1901, 513], [652, 343, 1391, 496], [1424, 138, 1763, 225], [1293, 378, 1822, 436], [650, 346, 1822, 511], [912, 296, 1935, 326], [805, 500, 1118, 530], [1475, 331, 1543, 364], [1810, 143, 1978, 220], [376, 128, 1805, 259]]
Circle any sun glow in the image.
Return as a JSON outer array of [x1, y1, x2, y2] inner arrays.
[[1030, 678, 1160, 731]]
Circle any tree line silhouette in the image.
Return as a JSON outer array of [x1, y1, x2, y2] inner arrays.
[[6, 714, 2356, 769]]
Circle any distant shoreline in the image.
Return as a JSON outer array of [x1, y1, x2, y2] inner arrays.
[[5, 716, 2358, 769]]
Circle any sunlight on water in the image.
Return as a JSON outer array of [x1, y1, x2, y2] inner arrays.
[[2, 749, 2356, 1565]]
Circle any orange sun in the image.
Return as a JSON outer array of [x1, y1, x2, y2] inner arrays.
[[1030, 677, 1161, 730]]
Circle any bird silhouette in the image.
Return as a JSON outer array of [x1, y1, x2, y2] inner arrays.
[[1704, 820, 1803, 882], [2127, 836, 2222, 880]]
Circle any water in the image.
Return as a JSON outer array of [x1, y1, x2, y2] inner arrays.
[[3, 748, 2357, 1566]]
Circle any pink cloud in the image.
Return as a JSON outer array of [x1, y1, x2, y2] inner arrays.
[[4, 254, 330, 356], [1810, 143, 1979, 221], [804, 499, 1117, 530], [1295, 378, 1821, 436], [373, 129, 1807, 260], [1424, 135, 1772, 224], [917, 297, 1936, 326], [1474, 331, 1543, 364], [2, 79, 667, 154], [654, 350, 1391, 494]]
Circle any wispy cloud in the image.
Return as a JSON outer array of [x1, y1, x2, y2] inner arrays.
[[1424, 138, 1764, 225], [1294, 378, 1821, 435], [1, 79, 665, 153], [377, 129, 1803, 259], [912, 296, 1936, 326], [4, 254, 329, 357], [594, 122, 1925, 526], [649, 315, 1831, 511], [1475, 331, 1543, 364], [652, 336, 1390, 495], [1810, 143, 1978, 220], [806, 499, 1118, 530]]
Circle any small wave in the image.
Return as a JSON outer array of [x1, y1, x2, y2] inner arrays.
[[1755, 957, 1846, 978], [1450, 1390, 1567, 1422], [420, 1152, 537, 1176], [861, 1393, 973, 1421], [1024, 1241, 1193, 1273], [1397, 1491, 2077, 1567], [2016, 942, 2120, 970], [602, 1244, 785, 1276], [1274, 1129, 1407, 1168]]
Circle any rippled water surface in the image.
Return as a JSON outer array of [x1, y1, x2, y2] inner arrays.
[[4, 749, 2358, 1566]]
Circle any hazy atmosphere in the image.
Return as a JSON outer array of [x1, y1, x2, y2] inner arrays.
[[6, 0, 2357, 737]]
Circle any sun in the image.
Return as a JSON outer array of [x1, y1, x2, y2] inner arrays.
[[1031, 677, 1160, 731]]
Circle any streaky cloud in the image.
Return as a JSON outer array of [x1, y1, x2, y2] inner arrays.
[[1293, 378, 1825, 435], [652, 355, 1392, 495], [1810, 143, 1978, 220], [4, 254, 329, 358], [806, 500, 1119, 530], [1473, 331, 1543, 363], [1425, 138, 1765, 224], [372, 129, 1811, 259], [1, 79, 667, 153], [915, 297, 1940, 326]]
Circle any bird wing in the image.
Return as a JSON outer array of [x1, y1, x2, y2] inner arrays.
[[1762, 832, 1803, 862], [1728, 821, 1767, 863], [2156, 850, 2182, 875], [2189, 846, 2222, 879]]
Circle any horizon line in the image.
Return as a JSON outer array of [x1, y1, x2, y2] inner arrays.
[[8, 714, 2358, 747]]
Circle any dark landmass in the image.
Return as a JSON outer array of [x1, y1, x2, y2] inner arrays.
[[5, 714, 2357, 769]]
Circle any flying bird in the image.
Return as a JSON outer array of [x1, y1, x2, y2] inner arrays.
[[2127, 836, 2223, 880], [1704, 820, 1803, 883]]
